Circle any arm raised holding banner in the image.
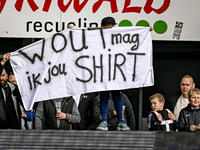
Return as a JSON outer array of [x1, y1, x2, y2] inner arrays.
[[0, 52, 25, 129], [0, 53, 11, 74]]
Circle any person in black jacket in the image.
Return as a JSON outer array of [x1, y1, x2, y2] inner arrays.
[[0, 53, 22, 129], [178, 88, 200, 132], [148, 93, 177, 131], [75, 93, 96, 130], [166, 75, 195, 120]]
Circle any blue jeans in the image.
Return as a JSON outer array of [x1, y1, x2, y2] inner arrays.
[[100, 90, 125, 124]]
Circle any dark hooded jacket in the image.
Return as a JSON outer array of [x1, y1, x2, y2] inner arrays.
[[178, 104, 200, 132]]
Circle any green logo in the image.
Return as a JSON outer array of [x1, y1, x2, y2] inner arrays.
[[118, 20, 133, 26], [153, 20, 167, 34], [118, 19, 168, 34], [136, 20, 150, 27]]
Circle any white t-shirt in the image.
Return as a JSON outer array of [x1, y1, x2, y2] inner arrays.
[[73, 94, 81, 106], [173, 95, 189, 120]]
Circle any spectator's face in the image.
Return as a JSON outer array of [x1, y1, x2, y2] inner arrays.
[[150, 98, 164, 111], [67, 25, 74, 29], [102, 24, 115, 28], [9, 74, 17, 85], [0, 69, 8, 87], [180, 78, 195, 98], [189, 92, 200, 109]]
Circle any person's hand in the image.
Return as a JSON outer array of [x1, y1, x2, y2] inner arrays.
[[21, 110, 27, 118], [189, 125, 196, 131], [113, 110, 117, 115], [196, 125, 200, 131], [168, 112, 176, 121], [155, 113, 162, 121], [56, 112, 66, 120], [1, 53, 10, 65], [149, 26, 153, 31]]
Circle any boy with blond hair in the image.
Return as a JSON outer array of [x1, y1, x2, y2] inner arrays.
[[148, 93, 177, 131], [178, 88, 200, 132]]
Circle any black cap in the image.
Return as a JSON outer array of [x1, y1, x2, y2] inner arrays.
[[101, 17, 117, 26]]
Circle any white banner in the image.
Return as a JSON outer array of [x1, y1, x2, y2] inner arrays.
[[10, 27, 154, 110], [0, 0, 200, 41]]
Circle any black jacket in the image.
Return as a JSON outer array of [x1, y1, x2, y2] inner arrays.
[[166, 91, 182, 112], [0, 82, 22, 129], [76, 93, 96, 130], [178, 104, 200, 132], [148, 109, 177, 131], [0, 63, 3, 75]]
